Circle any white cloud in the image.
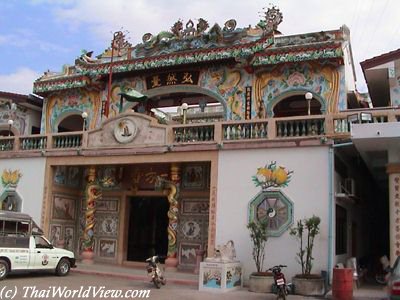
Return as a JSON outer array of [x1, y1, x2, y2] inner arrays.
[[0, 31, 68, 53], [0, 68, 40, 95], [8, 0, 399, 95], [53, 0, 269, 44]]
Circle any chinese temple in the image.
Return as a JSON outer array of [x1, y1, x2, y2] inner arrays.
[[1, 6, 399, 284]]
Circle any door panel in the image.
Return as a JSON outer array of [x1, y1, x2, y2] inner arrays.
[[30, 236, 59, 269]]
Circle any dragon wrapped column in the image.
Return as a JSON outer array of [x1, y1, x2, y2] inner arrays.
[[82, 166, 102, 253], [155, 163, 180, 266]]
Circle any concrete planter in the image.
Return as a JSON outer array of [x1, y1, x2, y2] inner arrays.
[[292, 276, 325, 296], [248, 273, 274, 293]]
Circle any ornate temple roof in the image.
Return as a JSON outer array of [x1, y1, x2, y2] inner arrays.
[[33, 7, 349, 95]]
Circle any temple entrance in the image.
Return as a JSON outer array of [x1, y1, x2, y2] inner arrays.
[[127, 196, 169, 262]]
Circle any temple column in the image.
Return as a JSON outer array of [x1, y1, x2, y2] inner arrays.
[[155, 163, 181, 271], [166, 163, 181, 271], [387, 163, 400, 262], [81, 166, 102, 264], [170, 163, 180, 183]]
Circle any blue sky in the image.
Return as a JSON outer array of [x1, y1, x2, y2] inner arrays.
[[1, 0, 399, 95]]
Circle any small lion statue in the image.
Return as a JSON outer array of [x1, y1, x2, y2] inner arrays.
[[206, 240, 237, 262]]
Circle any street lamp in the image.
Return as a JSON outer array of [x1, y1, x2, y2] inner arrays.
[[305, 92, 313, 116], [7, 119, 13, 136], [81, 112, 88, 131], [181, 103, 188, 124]]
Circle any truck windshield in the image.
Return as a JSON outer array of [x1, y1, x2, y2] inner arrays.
[[34, 236, 52, 249]]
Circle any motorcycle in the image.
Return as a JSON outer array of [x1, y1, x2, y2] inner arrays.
[[268, 265, 291, 300], [145, 255, 166, 289], [375, 255, 391, 285]]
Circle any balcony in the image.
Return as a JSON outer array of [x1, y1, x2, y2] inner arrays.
[[1, 108, 399, 157]]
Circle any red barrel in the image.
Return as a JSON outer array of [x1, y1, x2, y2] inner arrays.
[[332, 268, 353, 300]]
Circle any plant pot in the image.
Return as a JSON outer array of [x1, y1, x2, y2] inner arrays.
[[292, 275, 325, 296], [248, 272, 274, 293]]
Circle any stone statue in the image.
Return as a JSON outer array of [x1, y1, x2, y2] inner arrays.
[[206, 240, 237, 262]]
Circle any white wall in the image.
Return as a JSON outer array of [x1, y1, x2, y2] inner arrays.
[[0, 158, 46, 224], [216, 146, 330, 282], [28, 110, 42, 134]]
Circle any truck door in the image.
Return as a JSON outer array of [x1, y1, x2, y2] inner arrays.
[[30, 236, 60, 270], [2, 236, 30, 270]]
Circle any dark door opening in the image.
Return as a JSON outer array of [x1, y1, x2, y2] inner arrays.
[[127, 197, 169, 262]]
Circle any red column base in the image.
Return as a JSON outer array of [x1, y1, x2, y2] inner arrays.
[[165, 256, 178, 271], [81, 250, 95, 264]]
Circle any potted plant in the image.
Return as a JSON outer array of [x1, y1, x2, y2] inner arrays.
[[247, 218, 274, 293], [290, 215, 325, 296]]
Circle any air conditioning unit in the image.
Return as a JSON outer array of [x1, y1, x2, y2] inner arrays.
[[344, 178, 356, 196]]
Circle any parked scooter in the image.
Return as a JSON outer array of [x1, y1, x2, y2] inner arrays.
[[375, 255, 391, 285], [268, 265, 291, 300], [145, 255, 166, 288]]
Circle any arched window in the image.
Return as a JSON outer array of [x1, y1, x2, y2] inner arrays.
[[273, 95, 322, 117], [57, 114, 85, 132], [0, 129, 13, 137]]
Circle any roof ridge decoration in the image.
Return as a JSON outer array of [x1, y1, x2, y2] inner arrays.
[[257, 5, 283, 33], [34, 6, 287, 93], [91, 5, 283, 63]]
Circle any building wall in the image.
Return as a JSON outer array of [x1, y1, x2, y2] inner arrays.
[[216, 146, 330, 281], [28, 109, 42, 133], [0, 157, 46, 223], [390, 59, 400, 106]]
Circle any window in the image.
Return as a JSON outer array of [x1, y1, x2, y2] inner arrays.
[[35, 236, 51, 249], [336, 204, 347, 255], [248, 190, 293, 237]]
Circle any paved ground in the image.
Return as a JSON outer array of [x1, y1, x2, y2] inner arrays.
[[1, 264, 389, 300], [4, 272, 311, 300], [71, 262, 389, 299]]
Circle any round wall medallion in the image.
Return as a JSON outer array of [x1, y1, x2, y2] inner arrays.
[[248, 190, 293, 237], [181, 220, 200, 239], [114, 119, 137, 144]]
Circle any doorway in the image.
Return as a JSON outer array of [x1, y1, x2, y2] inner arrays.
[[127, 197, 169, 262]]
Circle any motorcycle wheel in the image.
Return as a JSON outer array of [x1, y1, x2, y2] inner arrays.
[[375, 274, 387, 285], [277, 287, 286, 300], [152, 276, 161, 289]]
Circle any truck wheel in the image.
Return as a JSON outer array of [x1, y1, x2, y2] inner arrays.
[[0, 259, 9, 280], [56, 258, 70, 276]]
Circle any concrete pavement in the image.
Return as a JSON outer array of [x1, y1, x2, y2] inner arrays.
[[72, 262, 389, 299]]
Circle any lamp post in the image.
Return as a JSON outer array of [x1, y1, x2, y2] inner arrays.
[[7, 119, 13, 136], [81, 112, 88, 131], [181, 103, 188, 125], [305, 92, 313, 116]]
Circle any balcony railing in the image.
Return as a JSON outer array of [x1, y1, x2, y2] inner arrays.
[[275, 116, 325, 138], [20, 136, 47, 150], [1, 108, 399, 154], [172, 124, 214, 143], [222, 120, 268, 140], [52, 133, 83, 149]]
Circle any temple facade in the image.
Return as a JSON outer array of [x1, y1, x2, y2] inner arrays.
[[1, 7, 398, 282]]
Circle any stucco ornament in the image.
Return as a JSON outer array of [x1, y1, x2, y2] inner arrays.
[[252, 161, 293, 190], [113, 119, 138, 144], [257, 5, 283, 34], [1, 169, 22, 188], [207, 240, 237, 262]]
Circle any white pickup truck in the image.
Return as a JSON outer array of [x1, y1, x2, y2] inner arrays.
[[0, 211, 76, 280]]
